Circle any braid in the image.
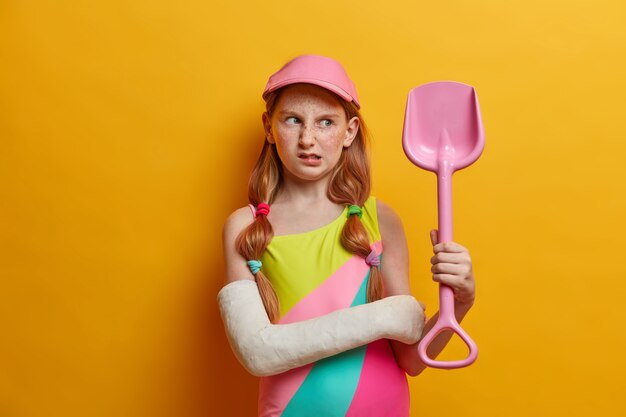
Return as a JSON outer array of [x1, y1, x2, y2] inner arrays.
[[234, 139, 283, 323], [327, 101, 384, 303], [234, 204, 280, 322]]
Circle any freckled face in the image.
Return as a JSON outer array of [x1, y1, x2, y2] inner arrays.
[[263, 84, 360, 184]]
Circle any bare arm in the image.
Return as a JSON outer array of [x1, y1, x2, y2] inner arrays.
[[377, 200, 476, 376]]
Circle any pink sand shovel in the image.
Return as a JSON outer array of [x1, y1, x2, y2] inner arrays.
[[402, 81, 484, 369]]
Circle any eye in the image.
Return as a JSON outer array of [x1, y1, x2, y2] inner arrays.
[[320, 119, 332, 127], [286, 116, 300, 124]]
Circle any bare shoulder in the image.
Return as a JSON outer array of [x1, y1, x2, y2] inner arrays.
[[222, 206, 255, 243], [376, 199, 406, 238], [222, 206, 256, 284], [375, 199, 411, 295]]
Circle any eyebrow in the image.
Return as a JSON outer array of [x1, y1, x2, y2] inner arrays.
[[277, 110, 342, 119]]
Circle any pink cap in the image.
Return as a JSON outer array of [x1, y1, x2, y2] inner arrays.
[[262, 54, 360, 108]]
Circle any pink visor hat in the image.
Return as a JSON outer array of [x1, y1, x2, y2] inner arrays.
[[262, 54, 360, 108]]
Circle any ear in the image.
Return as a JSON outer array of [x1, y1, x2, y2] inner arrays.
[[343, 116, 360, 148], [262, 112, 275, 144]]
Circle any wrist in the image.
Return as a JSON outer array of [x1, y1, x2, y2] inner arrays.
[[454, 298, 474, 318]]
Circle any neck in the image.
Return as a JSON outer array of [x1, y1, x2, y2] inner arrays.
[[275, 173, 333, 207], [276, 178, 328, 203]]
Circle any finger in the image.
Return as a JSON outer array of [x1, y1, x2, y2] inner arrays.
[[431, 263, 467, 276], [432, 273, 458, 284], [430, 252, 465, 265], [432, 274, 466, 288], [433, 241, 468, 254], [430, 229, 438, 246]]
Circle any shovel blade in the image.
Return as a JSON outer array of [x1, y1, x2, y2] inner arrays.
[[402, 81, 485, 173]]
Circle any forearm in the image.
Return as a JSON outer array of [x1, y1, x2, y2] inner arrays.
[[391, 300, 473, 376], [218, 280, 424, 377]]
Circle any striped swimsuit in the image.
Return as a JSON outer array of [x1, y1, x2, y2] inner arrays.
[[258, 196, 409, 417]]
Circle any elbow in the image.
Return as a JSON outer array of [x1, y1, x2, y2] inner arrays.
[[393, 341, 427, 377], [244, 364, 272, 378], [398, 353, 426, 377], [235, 338, 285, 377], [245, 363, 289, 378], [238, 353, 276, 377], [233, 341, 280, 377], [404, 363, 426, 377]]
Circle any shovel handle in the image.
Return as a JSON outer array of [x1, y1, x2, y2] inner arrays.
[[417, 159, 478, 369]]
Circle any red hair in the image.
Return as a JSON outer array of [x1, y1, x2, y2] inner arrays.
[[235, 88, 383, 322]]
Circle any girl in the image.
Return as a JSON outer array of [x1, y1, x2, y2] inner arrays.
[[219, 54, 476, 417]]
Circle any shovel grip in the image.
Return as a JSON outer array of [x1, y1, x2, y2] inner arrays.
[[417, 285, 478, 369]]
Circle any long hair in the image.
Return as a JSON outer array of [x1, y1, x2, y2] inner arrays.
[[235, 87, 384, 322]]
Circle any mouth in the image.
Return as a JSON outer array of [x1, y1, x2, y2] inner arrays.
[[298, 153, 321, 160]]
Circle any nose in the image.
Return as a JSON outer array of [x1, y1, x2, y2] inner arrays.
[[298, 124, 316, 147]]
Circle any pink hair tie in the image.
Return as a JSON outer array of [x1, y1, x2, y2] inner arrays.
[[255, 202, 270, 217], [365, 249, 380, 267]]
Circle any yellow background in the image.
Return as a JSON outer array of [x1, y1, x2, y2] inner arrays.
[[1, 0, 625, 416]]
